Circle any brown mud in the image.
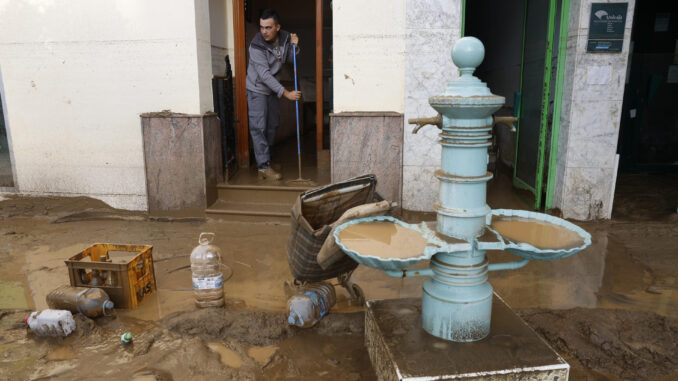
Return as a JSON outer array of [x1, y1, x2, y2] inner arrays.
[[1, 173, 678, 380], [519, 308, 678, 381]]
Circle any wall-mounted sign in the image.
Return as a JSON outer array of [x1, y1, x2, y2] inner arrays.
[[587, 3, 628, 53]]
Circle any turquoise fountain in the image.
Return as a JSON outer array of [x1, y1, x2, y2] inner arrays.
[[334, 37, 591, 342]]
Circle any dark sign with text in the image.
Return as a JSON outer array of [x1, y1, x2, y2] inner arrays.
[[587, 3, 628, 53]]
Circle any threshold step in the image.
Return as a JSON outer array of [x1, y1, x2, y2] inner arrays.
[[217, 183, 312, 204], [205, 200, 291, 222]]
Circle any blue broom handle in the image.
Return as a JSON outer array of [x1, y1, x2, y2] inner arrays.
[[292, 43, 301, 157]]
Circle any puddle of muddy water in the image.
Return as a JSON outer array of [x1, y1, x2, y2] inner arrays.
[[248, 344, 278, 365], [338, 221, 428, 259], [206, 342, 242, 368], [490, 216, 584, 250], [44, 346, 76, 361], [0, 281, 29, 309]]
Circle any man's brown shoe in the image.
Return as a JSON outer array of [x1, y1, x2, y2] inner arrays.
[[258, 166, 282, 180]]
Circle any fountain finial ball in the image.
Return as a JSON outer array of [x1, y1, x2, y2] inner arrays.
[[452, 37, 485, 70]]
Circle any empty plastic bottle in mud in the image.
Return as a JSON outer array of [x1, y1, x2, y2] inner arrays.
[[46, 285, 115, 318], [191, 232, 225, 307], [26, 309, 76, 337], [287, 282, 336, 328]]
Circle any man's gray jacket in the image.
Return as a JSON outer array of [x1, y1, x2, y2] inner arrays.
[[246, 29, 299, 98]]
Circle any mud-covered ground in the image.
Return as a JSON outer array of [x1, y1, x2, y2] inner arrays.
[[1, 173, 677, 380]]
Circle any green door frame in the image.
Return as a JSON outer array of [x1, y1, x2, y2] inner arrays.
[[513, 0, 569, 210], [460, 0, 569, 210], [513, 0, 557, 209], [544, 0, 570, 210]]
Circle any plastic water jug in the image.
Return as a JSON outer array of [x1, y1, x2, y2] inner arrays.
[[26, 309, 76, 337], [287, 282, 336, 328], [190, 232, 224, 307]]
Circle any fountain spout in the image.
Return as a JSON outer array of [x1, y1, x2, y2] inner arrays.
[[408, 114, 442, 134]]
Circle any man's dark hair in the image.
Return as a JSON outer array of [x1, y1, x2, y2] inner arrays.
[[260, 9, 279, 24]]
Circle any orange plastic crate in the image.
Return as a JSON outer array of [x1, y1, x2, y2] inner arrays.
[[65, 244, 156, 309]]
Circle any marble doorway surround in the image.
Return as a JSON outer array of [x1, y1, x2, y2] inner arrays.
[[553, 0, 635, 220]]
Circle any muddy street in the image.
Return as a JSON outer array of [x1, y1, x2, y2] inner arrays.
[[1, 181, 677, 380]]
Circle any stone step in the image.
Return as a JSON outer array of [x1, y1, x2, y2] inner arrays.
[[217, 183, 310, 205], [205, 199, 291, 223]]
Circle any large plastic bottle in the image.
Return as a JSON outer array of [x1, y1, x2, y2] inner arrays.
[[190, 232, 225, 307], [287, 282, 336, 328], [46, 285, 115, 318], [26, 309, 76, 337]]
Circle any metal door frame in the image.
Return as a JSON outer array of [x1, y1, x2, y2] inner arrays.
[[513, 0, 568, 210], [544, 0, 570, 209]]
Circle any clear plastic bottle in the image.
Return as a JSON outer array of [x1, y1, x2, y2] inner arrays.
[[46, 285, 115, 318], [287, 282, 336, 328], [190, 232, 224, 307], [25, 309, 76, 337]]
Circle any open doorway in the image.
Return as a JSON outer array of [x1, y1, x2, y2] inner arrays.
[[613, 1, 678, 220], [230, 0, 332, 186], [466, 0, 568, 211]]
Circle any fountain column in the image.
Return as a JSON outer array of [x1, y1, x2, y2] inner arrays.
[[418, 37, 505, 342]]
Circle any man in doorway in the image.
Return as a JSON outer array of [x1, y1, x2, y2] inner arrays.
[[246, 8, 301, 180]]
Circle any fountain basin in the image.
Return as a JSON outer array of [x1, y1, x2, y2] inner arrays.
[[479, 209, 592, 261], [333, 216, 472, 271]]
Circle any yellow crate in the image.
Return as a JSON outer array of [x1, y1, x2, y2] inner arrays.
[[65, 244, 156, 309]]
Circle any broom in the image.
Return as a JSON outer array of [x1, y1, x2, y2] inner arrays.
[[286, 42, 317, 187]]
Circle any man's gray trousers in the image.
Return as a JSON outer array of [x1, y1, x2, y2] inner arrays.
[[247, 90, 280, 167]]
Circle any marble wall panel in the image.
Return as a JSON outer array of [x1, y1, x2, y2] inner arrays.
[[560, 166, 616, 220], [331, 112, 404, 204], [568, 0, 583, 34], [402, 165, 439, 211], [567, 99, 622, 143], [142, 113, 222, 212], [570, 35, 631, 102], [406, 0, 460, 29], [402, 0, 462, 211]]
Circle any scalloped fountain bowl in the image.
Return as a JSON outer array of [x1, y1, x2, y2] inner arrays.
[[333, 216, 473, 271], [484, 209, 592, 261]]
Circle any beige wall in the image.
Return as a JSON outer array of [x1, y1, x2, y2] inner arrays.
[[0, 0, 210, 209], [332, 0, 407, 113]]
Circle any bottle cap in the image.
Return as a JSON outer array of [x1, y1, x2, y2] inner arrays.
[[121, 332, 133, 344]]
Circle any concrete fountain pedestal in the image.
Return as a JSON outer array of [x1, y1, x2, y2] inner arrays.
[[365, 297, 569, 381]]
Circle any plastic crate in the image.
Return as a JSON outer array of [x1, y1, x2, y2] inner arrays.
[[65, 244, 156, 309]]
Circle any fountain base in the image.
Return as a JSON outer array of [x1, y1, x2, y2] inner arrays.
[[365, 296, 569, 381]]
